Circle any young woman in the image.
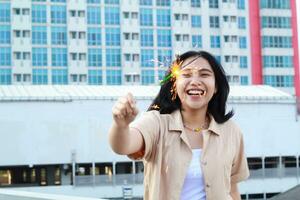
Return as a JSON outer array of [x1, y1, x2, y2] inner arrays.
[[109, 50, 249, 200]]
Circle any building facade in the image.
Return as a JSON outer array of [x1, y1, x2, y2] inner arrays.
[[0, 0, 299, 96]]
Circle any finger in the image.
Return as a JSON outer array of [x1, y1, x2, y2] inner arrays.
[[127, 93, 136, 108]]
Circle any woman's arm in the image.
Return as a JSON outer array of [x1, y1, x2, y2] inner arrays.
[[230, 183, 241, 200]]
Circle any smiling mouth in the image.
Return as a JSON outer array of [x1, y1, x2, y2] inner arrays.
[[186, 89, 206, 96]]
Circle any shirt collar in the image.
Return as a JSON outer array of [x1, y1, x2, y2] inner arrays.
[[168, 109, 222, 136]]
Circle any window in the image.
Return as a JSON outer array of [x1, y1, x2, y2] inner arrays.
[[157, 9, 171, 27], [209, 0, 219, 8], [105, 0, 119, 4], [106, 69, 121, 85], [88, 27, 101, 46], [106, 49, 121, 66], [142, 70, 154, 85], [191, 0, 201, 7], [157, 49, 172, 66], [263, 75, 294, 87], [33, 69, 48, 85], [191, 15, 201, 28], [239, 36, 247, 48], [240, 76, 248, 85], [0, 25, 10, 44], [32, 4, 47, 23], [261, 16, 291, 29], [262, 36, 292, 48], [52, 69, 68, 84], [210, 36, 220, 48], [51, 5, 66, 24], [141, 49, 154, 67], [0, 3, 10, 23], [22, 8, 30, 15], [105, 28, 120, 46], [260, 0, 290, 9], [156, 0, 170, 6], [51, 26, 67, 45], [240, 56, 247, 68], [88, 70, 102, 85], [0, 69, 11, 84], [263, 56, 293, 68], [51, 0, 66, 2], [87, 0, 101, 3], [0, 48, 11, 66], [237, 0, 245, 9], [192, 35, 202, 48], [87, 7, 101, 24], [141, 29, 154, 46], [32, 48, 47, 66], [157, 29, 171, 47], [238, 17, 246, 29], [140, 0, 152, 5], [105, 7, 120, 25], [140, 8, 153, 26], [52, 48, 67, 67], [88, 49, 102, 67], [32, 26, 47, 45], [209, 16, 219, 28]]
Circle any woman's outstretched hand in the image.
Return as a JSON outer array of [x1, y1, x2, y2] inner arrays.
[[112, 92, 139, 128]]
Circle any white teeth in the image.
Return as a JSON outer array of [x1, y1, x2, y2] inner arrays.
[[187, 89, 206, 96]]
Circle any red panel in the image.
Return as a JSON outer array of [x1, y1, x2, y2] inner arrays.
[[291, 0, 300, 98], [249, 0, 263, 84]]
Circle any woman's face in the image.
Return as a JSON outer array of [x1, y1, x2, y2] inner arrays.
[[175, 56, 216, 111]]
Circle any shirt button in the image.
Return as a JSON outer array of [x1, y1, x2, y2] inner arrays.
[[206, 184, 210, 188]]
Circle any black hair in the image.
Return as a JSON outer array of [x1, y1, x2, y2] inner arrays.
[[147, 50, 234, 124]]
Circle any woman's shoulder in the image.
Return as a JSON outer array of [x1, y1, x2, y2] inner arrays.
[[219, 118, 243, 137]]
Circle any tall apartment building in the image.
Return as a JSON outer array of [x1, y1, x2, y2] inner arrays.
[[0, 0, 298, 97]]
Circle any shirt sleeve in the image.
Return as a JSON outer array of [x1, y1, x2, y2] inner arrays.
[[231, 131, 250, 183], [127, 110, 160, 162]]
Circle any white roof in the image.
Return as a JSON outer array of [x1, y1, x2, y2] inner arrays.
[[0, 85, 295, 103]]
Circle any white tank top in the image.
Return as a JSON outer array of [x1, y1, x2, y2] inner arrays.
[[180, 149, 206, 200]]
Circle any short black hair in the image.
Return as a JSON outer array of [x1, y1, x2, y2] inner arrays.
[[148, 50, 234, 124]]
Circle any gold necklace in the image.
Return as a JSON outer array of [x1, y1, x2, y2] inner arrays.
[[183, 117, 209, 133]]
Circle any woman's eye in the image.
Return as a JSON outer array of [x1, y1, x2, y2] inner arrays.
[[201, 73, 210, 77], [181, 73, 191, 77]]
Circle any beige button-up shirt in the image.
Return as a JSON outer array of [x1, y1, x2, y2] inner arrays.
[[129, 109, 249, 200]]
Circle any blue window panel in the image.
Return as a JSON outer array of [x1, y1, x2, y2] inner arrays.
[[32, 0, 47, 1], [240, 76, 248, 85], [191, 15, 201, 28], [0, 25, 10, 44], [209, 0, 219, 8], [51, 26, 67, 45], [156, 0, 170, 6], [263, 75, 294, 87], [237, 0, 245, 9], [106, 49, 121, 66], [88, 27, 101, 45], [191, 0, 201, 7], [32, 48, 48, 66], [141, 49, 154, 67], [240, 56, 247, 68], [140, 0, 152, 5], [51, 5, 66, 24], [210, 35, 220, 48], [157, 49, 172, 67], [156, 9, 170, 27], [263, 56, 293, 68], [141, 29, 153, 46], [52, 48, 67, 67], [87, 0, 101, 3], [141, 70, 154, 85], [88, 70, 102, 85], [52, 69, 68, 84], [140, 8, 153, 26], [239, 36, 247, 49], [238, 17, 246, 29], [262, 36, 292, 48], [51, 0, 66, 2], [192, 35, 202, 48], [105, 7, 120, 25], [261, 16, 291, 29], [0, 3, 10, 23], [87, 7, 101, 24], [215, 55, 221, 63], [106, 69, 121, 85], [32, 5, 47, 23], [0, 69, 11, 85], [157, 29, 171, 47], [158, 70, 166, 82], [32, 26, 47, 45], [105, 0, 119, 4], [0, 48, 11, 66], [88, 49, 102, 67], [260, 0, 290, 9], [32, 69, 48, 85], [105, 28, 120, 46]]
